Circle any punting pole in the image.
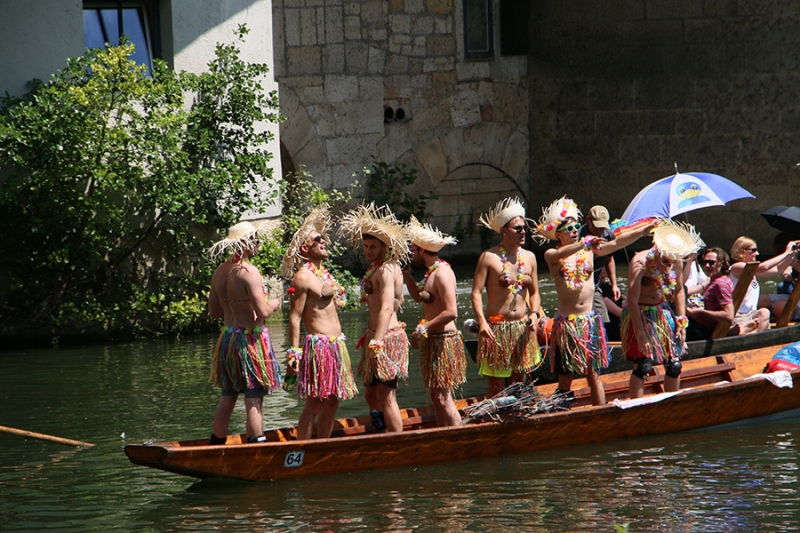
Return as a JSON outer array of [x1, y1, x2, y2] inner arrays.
[[0, 425, 95, 447]]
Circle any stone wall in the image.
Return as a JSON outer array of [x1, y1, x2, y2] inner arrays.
[[273, 0, 530, 253], [529, 1, 800, 255]]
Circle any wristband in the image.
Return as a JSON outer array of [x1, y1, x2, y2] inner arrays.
[[368, 339, 385, 353], [287, 346, 302, 359], [415, 320, 428, 338], [582, 236, 593, 251], [675, 315, 689, 329]]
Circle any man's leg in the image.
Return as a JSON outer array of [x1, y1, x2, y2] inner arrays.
[[430, 387, 461, 427], [486, 376, 506, 398], [297, 398, 324, 440], [212, 394, 238, 441], [586, 367, 606, 406], [374, 383, 403, 433], [315, 397, 340, 439], [364, 384, 378, 412], [244, 396, 264, 439]]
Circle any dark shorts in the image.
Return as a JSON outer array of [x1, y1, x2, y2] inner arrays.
[[221, 388, 269, 399], [364, 377, 398, 389]]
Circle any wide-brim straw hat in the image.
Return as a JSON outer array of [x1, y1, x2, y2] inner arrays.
[[281, 205, 333, 279], [479, 197, 528, 234], [535, 196, 581, 242], [406, 215, 457, 252], [653, 218, 705, 260], [339, 203, 409, 262], [208, 221, 261, 260]]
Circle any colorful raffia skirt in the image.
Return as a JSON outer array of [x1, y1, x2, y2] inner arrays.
[[620, 302, 684, 363], [357, 324, 410, 384], [210, 326, 281, 394], [477, 317, 542, 377], [419, 330, 467, 389], [297, 334, 358, 400], [549, 311, 610, 375]]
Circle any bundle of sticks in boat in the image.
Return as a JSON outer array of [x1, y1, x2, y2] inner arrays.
[[461, 381, 572, 424]]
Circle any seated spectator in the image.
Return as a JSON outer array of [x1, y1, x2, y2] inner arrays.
[[769, 256, 800, 321], [597, 267, 625, 341], [729, 236, 800, 332], [683, 252, 708, 291], [777, 263, 798, 295], [685, 247, 734, 341]]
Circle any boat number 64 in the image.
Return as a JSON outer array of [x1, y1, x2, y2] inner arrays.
[[284, 451, 305, 468]]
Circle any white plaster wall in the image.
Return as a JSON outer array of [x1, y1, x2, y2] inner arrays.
[[0, 0, 84, 98], [170, 0, 282, 219]]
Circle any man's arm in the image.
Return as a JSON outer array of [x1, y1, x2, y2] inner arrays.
[[606, 254, 620, 300], [626, 257, 650, 352], [370, 265, 396, 343], [594, 221, 656, 257], [245, 264, 277, 321], [526, 252, 541, 322], [426, 267, 458, 331], [287, 271, 310, 349], [402, 266, 423, 303], [471, 251, 494, 341], [208, 268, 224, 319], [687, 302, 734, 325]]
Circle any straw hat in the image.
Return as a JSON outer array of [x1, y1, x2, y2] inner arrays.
[[280, 205, 333, 279], [406, 215, 457, 252], [208, 221, 261, 260], [535, 196, 582, 242], [479, 197, 528, 234], [339, 203, 409, 262], [652, 219, 705, 260]]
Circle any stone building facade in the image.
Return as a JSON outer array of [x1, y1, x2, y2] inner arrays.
[[273, 0, 530, 253]]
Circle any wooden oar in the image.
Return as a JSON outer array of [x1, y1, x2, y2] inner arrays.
[[0, 424, 94, 447]]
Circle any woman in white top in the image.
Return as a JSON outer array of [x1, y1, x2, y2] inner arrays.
[[729, 236, 800, 333]]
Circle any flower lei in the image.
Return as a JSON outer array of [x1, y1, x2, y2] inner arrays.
[[417, 259, 449, 292], [559, 249, 591, 291], [305, 261, 347, 309], [360, 260, 384, 304], [646, 247, 677, 301], [499, 245, 525, 294]]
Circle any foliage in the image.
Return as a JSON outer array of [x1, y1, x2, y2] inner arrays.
[[0, 26, 280, 335], [359, 159, 437, 222]]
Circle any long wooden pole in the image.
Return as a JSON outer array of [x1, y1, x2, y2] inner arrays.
[[0, 425, 94, 447]]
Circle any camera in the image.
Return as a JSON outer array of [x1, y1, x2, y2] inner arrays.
[[793, 243, 800, 251]]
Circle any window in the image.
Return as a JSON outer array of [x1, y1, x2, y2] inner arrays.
[[83, 1, 160, 75], [499, 0, 528, 56], [463, 0, 493, 60]]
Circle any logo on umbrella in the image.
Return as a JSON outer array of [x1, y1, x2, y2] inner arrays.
[[674, 181, 711, 209]]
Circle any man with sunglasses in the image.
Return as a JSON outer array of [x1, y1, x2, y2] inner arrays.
[[623, 221, 703, 398], [536, 197, 655, 406], [472, 197, 543, 398], [685, 247, 735, 341]]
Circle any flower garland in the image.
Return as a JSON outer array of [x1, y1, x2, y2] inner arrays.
[[559, 250, 591, 291], [360, 260, 384, 304], [646, 247, 677, 301], [417, 259, 449, 292], [305, 261, 347, 309], [499, 245, 525, 294]]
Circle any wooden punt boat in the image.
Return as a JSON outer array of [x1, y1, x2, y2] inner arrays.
[[125, 342, 800, 481]]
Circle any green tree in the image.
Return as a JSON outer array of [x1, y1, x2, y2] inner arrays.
[[360, 159, 437, 222], [0, 26, 280, 336]]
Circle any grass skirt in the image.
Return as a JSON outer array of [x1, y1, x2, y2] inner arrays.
[[419, 330, 467, 389], [357, 324, 409, 384], [620, 302, 684, 363], [477, 317, 542, 376], [210, 326, 281, 393], [549, 311, 610, 375], [298, 334, 359, 400]]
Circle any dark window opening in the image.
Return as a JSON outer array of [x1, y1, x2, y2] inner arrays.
[[499, 0, 528, 56], [463, 0, 493, 60]]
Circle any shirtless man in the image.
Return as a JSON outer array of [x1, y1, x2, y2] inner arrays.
[[623, 221, 703, 398], [282, 206, 358, 440], [207, 221, 282, 444], [340, 204, 409, 433], [403, 217, 466, 426], [471, 197, 542, 398], [536, 197, 655, 406]]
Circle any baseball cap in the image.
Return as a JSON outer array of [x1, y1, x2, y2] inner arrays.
[[587, 206, 610, 229]]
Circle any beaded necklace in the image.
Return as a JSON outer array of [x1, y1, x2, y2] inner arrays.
[[305, 261, 347, 309], [558, 248, 591, 291], [645, 247, 677, 301], [418, 259, 449, 292], [499, 245, 525, 294], [360, 260, 384, 304]]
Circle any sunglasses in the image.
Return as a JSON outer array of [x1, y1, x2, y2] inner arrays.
[[310, 234, 324, 244], [702, 259, 717, 266], [745, 247, 758, 253], [507, 225, 526, 233], [556, 223, 581, 233]]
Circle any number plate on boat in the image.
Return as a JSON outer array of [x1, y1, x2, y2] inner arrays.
[[284, 451, 305, 468]]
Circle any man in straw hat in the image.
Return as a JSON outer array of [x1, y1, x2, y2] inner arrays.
[[282, 205, 358, 440], [402, 216, 466, 426], [207, 221, 282, 444], [537, 196, 655, 406], [471, 197, 543, 398], [339, 203, 409, 433], [623, 220, 703, 398]]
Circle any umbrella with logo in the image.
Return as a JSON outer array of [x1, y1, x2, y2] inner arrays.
[[761, 205, 800, 235], [621, 170, 755, 224]]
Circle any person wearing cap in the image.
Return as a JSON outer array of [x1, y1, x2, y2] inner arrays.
[[403, 216, 466, 426], [282, 206, 358, 440], [537, 196, 655, 406], [207, 221, 283, 444], [623, 220, 703, 398], [340, 203, 410, 433], [579, 205, 620, 329], [471, 197, 543, 398]]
